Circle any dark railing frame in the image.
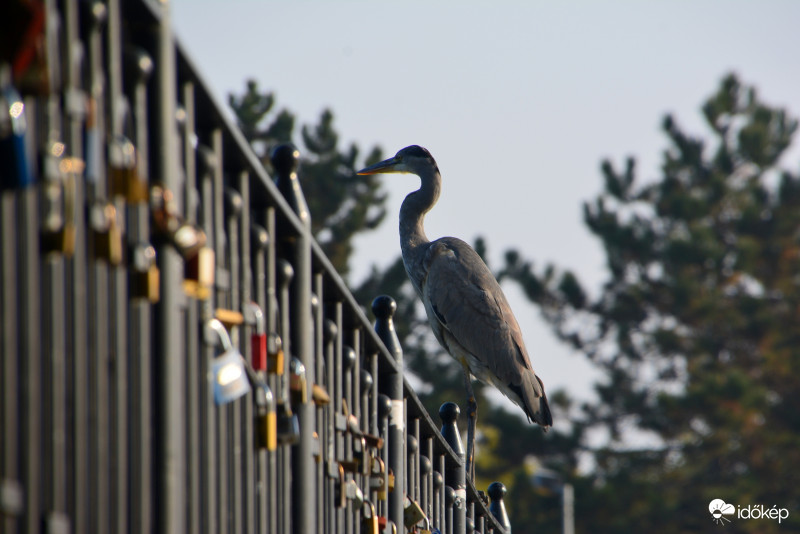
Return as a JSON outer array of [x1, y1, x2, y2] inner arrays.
[[0, 1, 513, 533]]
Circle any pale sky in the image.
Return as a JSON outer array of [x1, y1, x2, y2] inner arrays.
[[170, 0, 800, 420]]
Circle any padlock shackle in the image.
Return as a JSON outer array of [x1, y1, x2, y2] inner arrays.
[[204, 318, 233, 352], [244, 301, 265, 333]]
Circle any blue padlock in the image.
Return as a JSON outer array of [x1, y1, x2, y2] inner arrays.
[[211, 348, 251, 405], [0, 73, 32, 190], [205, 318, 251, 405]]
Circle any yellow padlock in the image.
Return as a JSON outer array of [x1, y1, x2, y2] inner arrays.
[[255, 384, 277, 451], [363, 501, 379, 534], [370, 456, 387, 501], [290, 357, 308, 404], [183, 246, 214, 300], [91, 202, 123, 265], [130, 243, 159, 302], [403, 496, 426, 529], [40, 145, 77, 257], [131, 265, 159, 302], [109, 135, 147, 203], [267, 333, 284, 376]]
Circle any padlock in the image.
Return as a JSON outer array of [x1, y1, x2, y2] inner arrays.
[[0, 73, 33, 190], [109, 135, 147, 203], [335, 463, 346, 509], [150, 185, 206, 257], [130, 243, 160, 302], [215, 308, 244, 328], [418, 517, 434, 534], [289, 357, 307, 405], [39, 140, 74, 256], [339, 460, 359, 473], [403, 496, 427, 529], [312, 383, 330, 406], [369, 456, 387, 501], [183, 246, 214, 300], [205, 318, 251, 405], [266, 332, 284, 375], [355, 436, 369, 475], [346, 479, 364, 509], [387, 468, 395, 493], [210, 348, 250, 405], [245, 302, 267, 371], [254, 383, 277, 451], [90, 202, 124, 265], [363, 501, 379, 534], [276, 400, 300, 445], [363, 432, 384, 450], [312, 431, 321, 461]]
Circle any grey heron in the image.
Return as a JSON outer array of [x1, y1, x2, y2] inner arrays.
[[358, 145, 552, 477]]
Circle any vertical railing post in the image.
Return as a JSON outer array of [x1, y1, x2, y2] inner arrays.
[[372, 295, 404, 533], [440, 402, 466, 533], [152, 1, 185, 532], [273, 144, 316, 534], [488, 482, 510, 533]]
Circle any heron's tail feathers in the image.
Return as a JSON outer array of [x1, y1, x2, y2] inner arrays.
[[520, 373, 553, 430]]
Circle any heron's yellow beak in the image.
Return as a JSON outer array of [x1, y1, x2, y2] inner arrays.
[[356, 156, 403, 175]]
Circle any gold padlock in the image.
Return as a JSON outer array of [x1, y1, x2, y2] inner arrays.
[[312, 383, 331, 406], [267, 333, 284, 375], [91, 202, 123, 265], [255, 384, 277, 451], [403, 496, 426, 529], [370, 456, 387, 501], [363, 501, 379, 534], [183, 246, 214, 300], [289, 357, 308, 405], [40, 147, 77, 257], [109, 135, 147, 203], [388, 468, 395, 493], [336, 463, 346, 509], [130, 243, 159, 302], [131, 266, 159, 302], [215, 308, 244, 328]]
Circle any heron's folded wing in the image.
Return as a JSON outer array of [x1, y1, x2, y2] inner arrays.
[[422, 238, 540, 392]]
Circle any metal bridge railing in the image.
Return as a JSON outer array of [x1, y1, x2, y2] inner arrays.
[[1, 1, 512, 533]]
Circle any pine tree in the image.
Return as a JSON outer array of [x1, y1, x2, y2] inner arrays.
[[500, 73, 800, 532]]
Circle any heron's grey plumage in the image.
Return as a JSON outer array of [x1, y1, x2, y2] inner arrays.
[[358, 145, 552, 429]]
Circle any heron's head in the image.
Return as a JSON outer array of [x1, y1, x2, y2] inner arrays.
[[356, 145, 439, 176]]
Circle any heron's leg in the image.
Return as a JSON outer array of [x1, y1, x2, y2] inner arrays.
[[462, 365, 477, 481]]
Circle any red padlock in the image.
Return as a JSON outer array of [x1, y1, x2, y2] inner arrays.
[[246, 302, 267, 371]]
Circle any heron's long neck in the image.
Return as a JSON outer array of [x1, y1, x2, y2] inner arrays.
[[400, 167, 441, 289]]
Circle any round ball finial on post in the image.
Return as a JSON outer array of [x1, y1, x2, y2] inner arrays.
[[488, 481, 511, 532], [276, 258, 294, 291], [343, 346, 356, 372], [271, 143, 309, 226], [372, 295, 402, 363], [322, 319, 338, 346], [251, 224, 269, 252], [271, 143, 300, 176], [377, 394, 392, 421], [439, 402, 464, 460], [360, 369, 373, 390]]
